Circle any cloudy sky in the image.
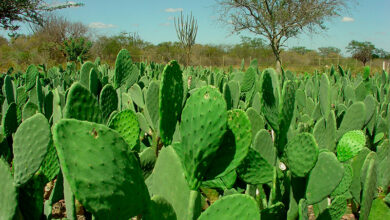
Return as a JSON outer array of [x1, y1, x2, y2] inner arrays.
[[2, 0, 389, 54]]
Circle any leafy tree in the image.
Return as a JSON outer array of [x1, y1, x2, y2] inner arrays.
[[318, 47, 341, 57], [61, 37, 92, 63], [216, 0, 351, 70], [0, 0, 83, 32], [290, 46, 313, 55], [346, 40, 376, 65], [373, 48, 390, 59]]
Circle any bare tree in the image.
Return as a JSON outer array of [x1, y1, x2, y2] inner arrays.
[[216, 0, 351, 70], [174, 11, 198, 66]]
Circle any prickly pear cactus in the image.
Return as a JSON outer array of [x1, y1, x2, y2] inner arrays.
[[204, 109, 251, 180], [336, 130, 366, 162], [25, 64, 39, 91], [2, 102, 18, 137], [114, 49, 139, 89], [99, 84, 118, 121], [64, 82, 103, 123], [53, 119, 150, 219], [260, 68, 280, 133], [319, 73, 330, 119], [241, 67, 256, 92], [13, 113, 51, 186], [306, 152, 344, 204], [3, 75, 15, 104], [159, 60, 183, 146], [180, 86, 227, 190], [108, 109, 140, 151], [80, 61, 95, 88], [0, 159, 17, 220], [285, 133, 319, 177], [237, 148, 274, 184], [144, 195, 177, 220], [146, 80, 160, 129], [198, 194, 260, 220]]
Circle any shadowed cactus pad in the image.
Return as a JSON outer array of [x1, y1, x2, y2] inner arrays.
[[337, 130, 366, 162], [13, 113, 51, 186], [180, 86, 227, 190], [198, 194, 260, 220], [0, 159, 17, 220], [159, 60, 183, 146], [53, 119, 149, 219], [99, 84, 118, 121], [306, 152, 344, 204], [285, 133, 319, 177], [237, 148, 274, 184]]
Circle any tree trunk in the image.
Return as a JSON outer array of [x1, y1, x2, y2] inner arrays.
[[270, 39, 282, 73]]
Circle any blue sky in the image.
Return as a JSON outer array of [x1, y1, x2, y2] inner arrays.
[[2, 0, 389, 54]]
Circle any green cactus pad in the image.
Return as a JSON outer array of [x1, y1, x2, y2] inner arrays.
[[144, 195, 177, 220], [39, 142, 60, 182], [89, 67, 99, 96], [336, 102, 366, 140], [180, 86, 227, 189], [241, 67, 256, 92], [44, 91, 53, 119], [18, 174, 46, 219], [368, 198, 390, 220], [253, 129, 276, 166], [285, 133, 319, 177], [201, 170, 237, 189], [319, 73, 330, 119], [53, 119, 149, 219], [64, 82, 103, 123], [99, 84, 118, 121], [279, 80, 297, 152], [22, 101, 38, 120], [360, 152, 377, 220], [237, 147, 274, 184], [146, 80, 160, 129], [159, 60, 183, 146], [261, 202, 286, 220], [114, 49, 139, 89], [3, 75, 15, 104], [147, 146, 193, 220], [246, 107, 265, 141], [331, 164, 353, 197], [25, 64, 39, 91], [227, 80, 240, 109], [108, 109, 140, 151], [349, 148, 370, 203], [317, 196, 347, 220], [0, 159, 17, 220], [306, 152, 344, 204], [313, 111, 337, 151], [80, 61, 95, 88], [129, 84, 145, 108], [336, 130, 366, 162], [205, 109, 251, 180], [2, 102, 18, 137], [36, 76, 44, 113], [260, 68, 280, 133], [198, 194, 260, 220], [13, 113, 50, 186], [298, 199, 308, 220], [377, 141, 390, 191], [139, 147, 156, 179], [16, 86, 27, 109], [63, 176, 76, 220]]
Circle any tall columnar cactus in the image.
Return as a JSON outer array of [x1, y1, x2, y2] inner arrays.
[[179, 85, 227, 190], [159, 60, 183, 146], [53, 119, 150, 219]]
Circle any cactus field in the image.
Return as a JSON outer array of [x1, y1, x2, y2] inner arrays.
[[1, 49, 390, 220]]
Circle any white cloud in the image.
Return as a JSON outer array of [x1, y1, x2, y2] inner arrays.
[[160, 22, 171, 26], [168, 16, 175, 20], [341, 17, 354, 22], [165, 8, 183, 13], [89, 22, 117, 29]]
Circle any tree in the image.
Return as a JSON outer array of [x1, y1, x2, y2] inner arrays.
[[174, 12, 198, 66], [0, 0, 83, 32], [216, 0, 350, 70], [61, 37, 92, 63], [346, 40, 376, 65], [318, 47, 341, 57], [289, 46, 313, 55], [373, 48, 390, 59]]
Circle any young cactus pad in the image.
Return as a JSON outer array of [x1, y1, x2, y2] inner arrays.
[[159, 60, 183, 146], [336, 130, 366, 162], [53, 119, 149, 219], [108, 109, 140, 151]]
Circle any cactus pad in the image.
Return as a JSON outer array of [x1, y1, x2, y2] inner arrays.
[[53, 119, 149, 219], [159, 61, 183, 146], [108, 109, 140, 151], [99, 84, 118, 121], [285, 133, 319, 177], [64, 83, 103, 123], [306, 152, 344, 204], [260, 68, 280, 133], [198, 194, 260, 220], [237, 148, 274, 184], [336, 130, 365, 162], [2, 102, 18, 137], [144, 195, 177, 220], [13, 113, 51, 186], [180, 86, 227, 189], [0, 159, 17, 220]]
